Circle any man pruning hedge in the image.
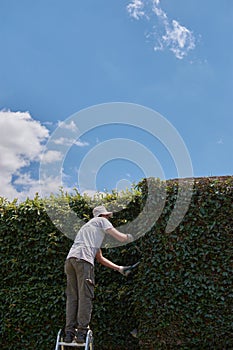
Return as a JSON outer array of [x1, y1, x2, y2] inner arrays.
[[64, 205, 134, 344]]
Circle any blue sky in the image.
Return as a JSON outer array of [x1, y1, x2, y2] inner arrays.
[[0, 0, 232, 201]]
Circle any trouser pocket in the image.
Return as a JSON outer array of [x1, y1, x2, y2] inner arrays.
[[85, 278, 94, 299], [84, 263, 95, 299]]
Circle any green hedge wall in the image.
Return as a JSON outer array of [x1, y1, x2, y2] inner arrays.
[[1, 176, 232, 349]]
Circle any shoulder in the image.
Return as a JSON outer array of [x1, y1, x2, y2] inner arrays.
[[90, 217, 113, 229], [89, 216, 109, 224], [89, 217, 102, 224]]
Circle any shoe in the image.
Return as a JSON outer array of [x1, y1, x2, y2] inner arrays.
[[64, 331, 74, 343], [75, 330, 86, 343]]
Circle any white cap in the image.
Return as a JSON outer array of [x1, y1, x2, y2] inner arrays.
[[93, 205, 113, 217]]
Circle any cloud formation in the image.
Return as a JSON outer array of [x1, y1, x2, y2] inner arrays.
[[40, 150, 63, 164], [0, 111, 89, 201], [127, 0, 196, 59], [0, 111, 49, 200], [58, 120, 79, 132], [52, 136, 89, 147]]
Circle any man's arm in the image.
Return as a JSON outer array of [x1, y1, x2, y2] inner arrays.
[[95, 249, 121, 271], [96, 249, 136, 276], [106, 227, 133, 243]]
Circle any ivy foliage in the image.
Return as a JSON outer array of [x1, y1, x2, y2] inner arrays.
[[1, 176, 233, 349]]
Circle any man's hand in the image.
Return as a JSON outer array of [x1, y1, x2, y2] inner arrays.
[[119, 266, 131, 276], [119, 261, 140, 277], [126, 234, 134, 243]]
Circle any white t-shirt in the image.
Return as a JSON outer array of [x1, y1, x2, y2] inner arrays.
[[66, 216, 113, 265]]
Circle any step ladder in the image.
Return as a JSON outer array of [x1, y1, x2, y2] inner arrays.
[[55, 329, 94, 350]]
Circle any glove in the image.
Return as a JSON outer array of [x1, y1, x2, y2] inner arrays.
[[119, 261, 140, 277], [119, 266, 131, 276], [126, 234, 134, 243]]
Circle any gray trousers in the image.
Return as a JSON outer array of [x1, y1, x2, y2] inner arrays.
[[65, 258, 95, 334]]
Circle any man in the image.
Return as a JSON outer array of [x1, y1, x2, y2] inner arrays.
[[64, 205, 133, 344]]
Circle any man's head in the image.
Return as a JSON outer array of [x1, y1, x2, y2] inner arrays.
[[93, 205, 113, 218]]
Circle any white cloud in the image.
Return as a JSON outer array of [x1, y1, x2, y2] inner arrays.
[[14, 172, 38, 186], [0, 110, 49, 200], [74, 140, 89, 147], [38, 174, 64, 196], [53, 137, 72, 145], [0, 111, 88, 201], [127, 0, 145, 20], [42, 121, 54, 126], [52, 136, 89, 147], [152, 0, 166, 20], [160, 19, 195, 59], [40, 150, 63, 164], [58, 120, 78, 132], [127, 0, 196, 59]]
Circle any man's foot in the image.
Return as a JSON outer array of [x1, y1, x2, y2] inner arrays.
[[64, 331, 74, 343], [75, 330, 86, 343]]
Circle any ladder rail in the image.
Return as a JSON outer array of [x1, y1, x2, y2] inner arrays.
[[55, 328, 94, 350], [55, 329, 62, 350], [85, 330, 93, 350]]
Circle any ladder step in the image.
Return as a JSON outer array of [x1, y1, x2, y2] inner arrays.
[[58, 342, 86, 347]]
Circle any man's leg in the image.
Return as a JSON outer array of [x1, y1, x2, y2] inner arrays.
[[64, 258, 78, 338], [76, 261, 95, 342]]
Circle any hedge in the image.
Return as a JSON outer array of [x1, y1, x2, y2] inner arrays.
[[0, 176, 232, 349]]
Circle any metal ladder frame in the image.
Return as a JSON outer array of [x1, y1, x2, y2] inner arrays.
[[55, 329, 94, 350]]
